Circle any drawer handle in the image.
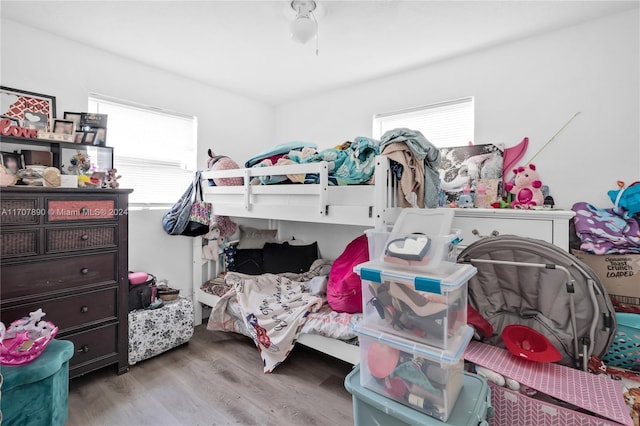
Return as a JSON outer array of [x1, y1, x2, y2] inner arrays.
[[81, 268, 89, 275], [78, 345, 89, 353], [472, 229, 500, 239], [80, 306, 89, 313], [81, 234, 89, 241]]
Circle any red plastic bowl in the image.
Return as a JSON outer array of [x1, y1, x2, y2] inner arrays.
[[502, 324, 562, 363]]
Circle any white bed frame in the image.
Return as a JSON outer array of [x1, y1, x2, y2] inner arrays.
[[192, 155, 402, 365]]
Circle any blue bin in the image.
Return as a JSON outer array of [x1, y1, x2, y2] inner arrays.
[[345, 365, 491, 426]]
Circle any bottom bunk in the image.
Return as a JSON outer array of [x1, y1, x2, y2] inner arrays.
[[195, 266, 360, 369]]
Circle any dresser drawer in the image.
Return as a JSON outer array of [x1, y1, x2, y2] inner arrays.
[[47, 199, 116, 222], [46, 225, 117, 253], [1, 252, 118, 300], [1, 229, 38, 257], [452, 216, 553, 247], [63, 323, 118, 368], [0, 288, 117, 332], [0, 198, 41, 224]]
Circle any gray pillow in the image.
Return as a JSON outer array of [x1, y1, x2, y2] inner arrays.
[[237, 226, 277, 249]]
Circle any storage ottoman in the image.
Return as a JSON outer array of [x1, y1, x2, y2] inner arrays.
[[1, 339, 74, 426], [128, 297, 194, 365], [345, 365, 491, 425]]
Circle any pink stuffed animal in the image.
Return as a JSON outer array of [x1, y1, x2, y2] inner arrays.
[[207, 149, 243, 186], [506, 164, 543, 209]]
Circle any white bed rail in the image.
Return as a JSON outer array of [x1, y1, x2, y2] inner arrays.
[[200, 155, 400, 228]]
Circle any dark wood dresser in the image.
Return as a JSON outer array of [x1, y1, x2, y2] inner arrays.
[[0, 187, 132, 378]]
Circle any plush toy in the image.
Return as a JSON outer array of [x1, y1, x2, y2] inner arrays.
[[505, 164, 544, 209], [608, 181, 640, 216], [103, 168, 122, 189], [202, 227, 224, 260], [456, 184, 474, 208], [207, 149, 243, 186]]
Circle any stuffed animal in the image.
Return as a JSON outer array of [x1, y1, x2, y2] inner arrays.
[[207, 149, 243, 186], [506, 164, 544, 209], [103, 168, 121, 189], [456, 184, 474, 208], [608, 181, 640, 216], [202, 227, 223, 260]]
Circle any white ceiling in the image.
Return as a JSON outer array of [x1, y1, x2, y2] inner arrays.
[[2, 1, 638, 106]]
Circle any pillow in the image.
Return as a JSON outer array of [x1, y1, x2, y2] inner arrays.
[[262, 241, 319, 274], [228, 248, 264, 275], [237, 226, 277, 249]]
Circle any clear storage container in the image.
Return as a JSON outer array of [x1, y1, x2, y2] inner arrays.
[[356, 260, 476, 349], [354, 323, 474, 422]]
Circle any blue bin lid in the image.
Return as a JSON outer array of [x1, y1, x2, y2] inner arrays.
[[355, 261, 476, 295], [345, 365, 490, 426]]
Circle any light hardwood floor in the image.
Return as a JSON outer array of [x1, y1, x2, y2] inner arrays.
[[67, 325, 356, 426]]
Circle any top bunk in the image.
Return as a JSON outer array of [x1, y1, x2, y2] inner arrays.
[[200, 155, 402, 227]]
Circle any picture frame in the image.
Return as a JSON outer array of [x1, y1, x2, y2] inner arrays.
[[437, 143, 504, 207], [52, 119, 75, 135], [0, 86, 56, 132], [0, 151, 26, 174], [82, 131, 96, 145], [74, 132, 85, 144], [63, 112, 82, 130]]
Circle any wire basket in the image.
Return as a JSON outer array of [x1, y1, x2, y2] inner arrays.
[[602, 312, 640, 370]]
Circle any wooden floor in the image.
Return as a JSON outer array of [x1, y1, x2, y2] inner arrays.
[[67, 325, 356, 426]]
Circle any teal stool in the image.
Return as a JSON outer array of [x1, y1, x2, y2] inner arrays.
[[1, 339, 74, 426]]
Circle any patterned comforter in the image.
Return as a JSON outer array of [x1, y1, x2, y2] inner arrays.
[[206, 259, 360, 373]]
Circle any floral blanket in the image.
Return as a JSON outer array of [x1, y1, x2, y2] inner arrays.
[[207, 260, 331, 373]]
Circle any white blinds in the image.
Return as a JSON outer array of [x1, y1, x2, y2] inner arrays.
[[88, 95, 197, 205], [372, 97, 474, 148]]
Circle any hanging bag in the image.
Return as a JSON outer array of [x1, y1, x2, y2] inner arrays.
[[162, 171, 211, 236], [182, 174, 212, 237]]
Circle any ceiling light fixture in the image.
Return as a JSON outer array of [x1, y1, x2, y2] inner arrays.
[[290, 0, 319, 54]]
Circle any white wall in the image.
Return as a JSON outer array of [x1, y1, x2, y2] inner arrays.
[[1, 19, 275, 297], [275, 10, 640, 210]]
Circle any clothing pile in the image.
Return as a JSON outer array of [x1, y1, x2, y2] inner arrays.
[[572, 202, 640, 255]]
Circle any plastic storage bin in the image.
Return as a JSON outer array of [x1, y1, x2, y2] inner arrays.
[[354, 323, 474, 422], [365, 228, 462, 273], [345, 365, 491, 426], [356, 260, 476, 349]]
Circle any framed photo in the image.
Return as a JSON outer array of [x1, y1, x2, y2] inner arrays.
[[82, 131, 96, 145], [74, 132, 85, 144], [0, 151, 26, 174], [63, 112, 82, 129], [0, 86, 56, 132], [52, 119, 75, 135], [437, 143, 503, 207]]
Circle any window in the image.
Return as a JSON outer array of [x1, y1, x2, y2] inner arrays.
[[89, 95, 197, 206], [372, 97, 474, 148]]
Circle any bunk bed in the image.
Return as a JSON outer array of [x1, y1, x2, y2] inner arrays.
[[192, 155, 403, 366]]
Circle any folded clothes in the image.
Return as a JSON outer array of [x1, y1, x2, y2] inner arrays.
[[572, 201, 640, 254]]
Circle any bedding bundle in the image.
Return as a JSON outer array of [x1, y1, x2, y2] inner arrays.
[[206, 259, 358, 373], [248, 137, 381, 186]]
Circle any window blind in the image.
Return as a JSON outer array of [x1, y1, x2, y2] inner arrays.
[[372, 97, 474, 148], [88, 95, 197, 206]]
